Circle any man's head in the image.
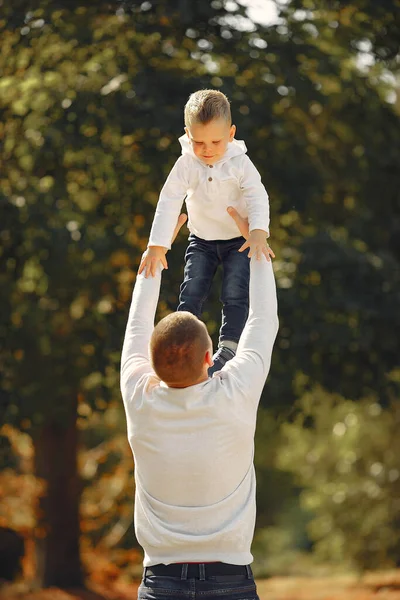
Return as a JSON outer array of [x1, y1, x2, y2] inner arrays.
[[184, 89, 236, 165], [150, 311, 213, 387]]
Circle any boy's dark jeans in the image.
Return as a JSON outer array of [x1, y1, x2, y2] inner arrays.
[[177, 235, 250, 345], [138, 562, 260, 600]]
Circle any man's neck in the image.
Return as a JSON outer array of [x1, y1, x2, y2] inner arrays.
[[165, 373, 210, 389]]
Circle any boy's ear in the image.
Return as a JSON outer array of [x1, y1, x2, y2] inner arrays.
[[185, 127, 190, 139], [229, 124, 236, 141]]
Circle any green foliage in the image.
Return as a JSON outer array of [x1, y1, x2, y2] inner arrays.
[[1, 0, 398, 421], [283, 1, 400, 69], [277, 386, 400, 569], [276, 232, 400, 404], [0, 2, 209, 427], [249, 2, 400, 406]]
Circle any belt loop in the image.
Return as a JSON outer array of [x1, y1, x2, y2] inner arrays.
[[181, 563, 188, 580], [245, 564, 252, 579], [199, 563, 206, 581]]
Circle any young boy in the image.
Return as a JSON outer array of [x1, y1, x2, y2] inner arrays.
[[139, 89, 273, 373]]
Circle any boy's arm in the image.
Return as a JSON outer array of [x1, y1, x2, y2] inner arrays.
[[239, 155, 270, 236], [221, 208, 279, 403], [148, 155, 189, 249], [239, 156, 273, 261]]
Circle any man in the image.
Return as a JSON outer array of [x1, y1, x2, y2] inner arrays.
[[120, 207, 279, 600]]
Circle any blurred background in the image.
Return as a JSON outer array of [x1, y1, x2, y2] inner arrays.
[[1, 0, 399, 595]]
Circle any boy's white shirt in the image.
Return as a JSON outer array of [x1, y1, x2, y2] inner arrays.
[[120, 258, 279, 566], [148, 134, 270, 249]]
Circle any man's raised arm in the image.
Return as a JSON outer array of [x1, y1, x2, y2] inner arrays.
[[222, 208, 279, 402], [120, 267, 162, 405], [120, 214, 187, 405]]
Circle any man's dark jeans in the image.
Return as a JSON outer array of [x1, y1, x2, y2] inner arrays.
[[177, 235, 250, 345], [137, 563, 260, 600]]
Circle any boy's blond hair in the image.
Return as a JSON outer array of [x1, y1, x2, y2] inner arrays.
[[150, 312, 210, 387], [184, 89, 231, 128]]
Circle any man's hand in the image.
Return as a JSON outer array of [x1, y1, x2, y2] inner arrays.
[[139, 213, 188, 278], [227, 207, 275, 261], [171, 213, 188, 245], [227, 206, 250, 239]]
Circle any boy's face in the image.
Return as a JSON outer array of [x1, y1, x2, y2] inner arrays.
[[185, 118, 236, 165]]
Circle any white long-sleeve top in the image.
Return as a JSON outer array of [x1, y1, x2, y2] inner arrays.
[[120, 257, 279, 566], [148, 135, 270, 248]]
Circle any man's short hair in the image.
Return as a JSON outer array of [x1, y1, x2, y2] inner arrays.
[[150, 312, 210, 386], [184, 89, 231, 128]]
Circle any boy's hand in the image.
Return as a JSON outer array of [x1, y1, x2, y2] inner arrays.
[[139, 246, 167, 278], [227, 207, 275, 261], [139, 213, 188, 278], [241, 229, 275, 261], [242, 230, 275, 261]]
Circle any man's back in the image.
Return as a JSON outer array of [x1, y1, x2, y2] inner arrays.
[[130, 374, 256, 507], [129, 373, 258, 565]]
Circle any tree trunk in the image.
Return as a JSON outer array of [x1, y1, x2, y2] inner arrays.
[[34, 395, 84, 588]]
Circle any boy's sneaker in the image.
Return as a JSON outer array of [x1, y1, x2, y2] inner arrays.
[[208, 346, 236, 376]]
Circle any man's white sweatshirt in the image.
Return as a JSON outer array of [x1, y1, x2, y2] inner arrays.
[[120, 257, 279, 566]]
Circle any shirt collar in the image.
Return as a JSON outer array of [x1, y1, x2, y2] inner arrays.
[[178, 133, 247, 165]]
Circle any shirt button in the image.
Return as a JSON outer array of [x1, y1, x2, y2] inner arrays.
[[208, 177, 212, 182]]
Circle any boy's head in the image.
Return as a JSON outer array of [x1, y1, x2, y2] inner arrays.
[[150, 311, 213, 387], [184, 89, 236, 165]]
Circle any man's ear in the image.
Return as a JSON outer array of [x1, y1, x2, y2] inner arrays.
[[205, 349, 214, 368], [229, 124, 236, 141]]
